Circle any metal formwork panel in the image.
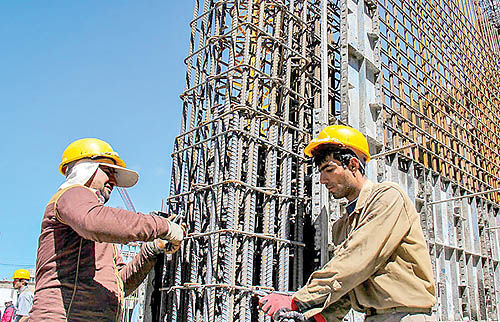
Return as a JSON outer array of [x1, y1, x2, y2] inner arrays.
[[341, 0, 500, 316], [359, 0, 500, 320], [378, 0, 500, 201]]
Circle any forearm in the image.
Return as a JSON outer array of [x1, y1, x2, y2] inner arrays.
[[57, 186, 173, 243], [294, 188, 410, 309], [73, 208, 172, 243], [312, 295, 351, 321], [119, 242, 160, 296]]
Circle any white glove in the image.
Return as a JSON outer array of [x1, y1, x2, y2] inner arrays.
[[149, 212, 186, 254], [162, 221, 185, 243], [150, 212, 185, 242]]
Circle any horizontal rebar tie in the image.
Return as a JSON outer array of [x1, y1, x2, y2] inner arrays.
[[160, 283, 294, 296], [171, 128, 307, 160], [185, 228, 306, 247], [167, 179, 304, 201], [428, 188, 500, 205]]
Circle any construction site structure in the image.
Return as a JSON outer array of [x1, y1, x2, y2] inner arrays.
[[117, 241, 145, 322], [145, 0, 500, 321], [116, 187, 147, 322]]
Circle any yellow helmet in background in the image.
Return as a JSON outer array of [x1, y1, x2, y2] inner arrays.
[[12, 269, 30, 280], [59, 138, 126, 175], [304, 125, 370, 162]]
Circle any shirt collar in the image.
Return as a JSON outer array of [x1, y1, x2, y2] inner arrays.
[[353, 179, 375, 213], [346, 197, 358, 215]]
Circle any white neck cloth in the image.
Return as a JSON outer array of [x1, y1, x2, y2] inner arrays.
[[59, 160, 99, 190]]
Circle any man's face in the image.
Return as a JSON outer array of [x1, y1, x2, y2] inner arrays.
[[12, 278, 23, 290], [318, 156, 356, 200], [88, 166, 117, 202]]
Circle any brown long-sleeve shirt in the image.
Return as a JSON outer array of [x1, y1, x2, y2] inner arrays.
[[30, 185, 173, 321], [293, 180, 436, 320]]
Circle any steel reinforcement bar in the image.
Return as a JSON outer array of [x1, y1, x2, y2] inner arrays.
[[157, 1, 341, 321]]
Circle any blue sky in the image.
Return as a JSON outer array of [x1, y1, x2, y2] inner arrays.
[[0, 2, 193, 279]]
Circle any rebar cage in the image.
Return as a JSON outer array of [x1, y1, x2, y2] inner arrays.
[[157, 1, 340, 321]]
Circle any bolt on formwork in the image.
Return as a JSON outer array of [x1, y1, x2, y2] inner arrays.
[[480, 0, 500, 29], [148, 0, 500, 321]]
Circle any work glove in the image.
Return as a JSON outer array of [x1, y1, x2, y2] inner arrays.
[[163, 220, 187, 253], [274, 308, 308, 321], [157, 219, 185, 243], [143, 239, 165, 256], [150, 211, 186, 254], [259, 293, 298, 318], [154, 238, 183, 255], [143, 235, 185, 255]]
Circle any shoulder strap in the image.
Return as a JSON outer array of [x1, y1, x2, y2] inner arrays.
[[47, 185, 87, 224]]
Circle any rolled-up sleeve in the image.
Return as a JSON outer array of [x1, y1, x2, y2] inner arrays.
[[55, 186, 172, 244], [293, 187, 411, 318], [318, 294, 352, 321]]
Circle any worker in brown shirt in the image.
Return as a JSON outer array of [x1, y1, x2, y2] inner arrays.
[[259, 126, 436, 322], [29, 138, 185, 321]]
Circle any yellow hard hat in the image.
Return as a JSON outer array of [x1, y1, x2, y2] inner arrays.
[[59, 138, 126, 175], [12, 269, 30, 280], [304, 125, 371, 162], [59, 138, 139, 188]]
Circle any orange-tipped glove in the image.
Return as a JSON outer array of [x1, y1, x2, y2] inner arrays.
[[156, 223, 186, 254], [152, 238, 179, 254], [259, 294, 298, 318]]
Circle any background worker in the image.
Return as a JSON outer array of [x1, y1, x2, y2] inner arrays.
[[29, 138, 185, 321], [1, 300, 15, 322], [11, 269, 33, 322], [259, 125, 436, 322]]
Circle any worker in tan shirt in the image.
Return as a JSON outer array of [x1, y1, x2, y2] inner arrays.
[[259, 125, 436, 322], [30, 138, 185, 321]]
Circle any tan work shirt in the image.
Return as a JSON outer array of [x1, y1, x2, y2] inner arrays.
[[293, 180, 436, 320], [30, 185, 173, 321]]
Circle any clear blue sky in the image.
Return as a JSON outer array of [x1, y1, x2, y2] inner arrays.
[[0, 2, 194, 279]]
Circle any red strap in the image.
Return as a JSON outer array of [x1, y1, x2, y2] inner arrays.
[[291, 300, 299, 311]]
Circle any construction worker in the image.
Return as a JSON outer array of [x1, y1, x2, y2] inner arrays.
[[12, 269, 33, 322], [29, 138, 185, 321], [1, 300, 15, 322], [259, 125, 436, 321]]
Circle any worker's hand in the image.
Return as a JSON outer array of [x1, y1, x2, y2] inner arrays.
[[259, 293, 297, 318], [161, 221, 186, 243], [274, 308, 308, 321], [144, 240, 164, 256], [153, 238, 182, 255], [165, 241, 182, 254]]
